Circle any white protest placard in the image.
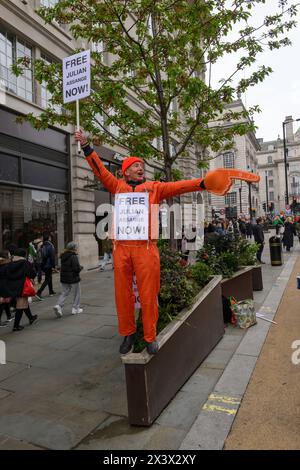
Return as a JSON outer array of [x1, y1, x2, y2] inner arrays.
[[114, 193, 149, 240], [63, 50, 91, 104]]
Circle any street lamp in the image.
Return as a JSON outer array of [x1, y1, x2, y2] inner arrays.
[[282, 117, 300, 206], [247, 166, 253, 219], [238, 181, 242, 214], [265, 170, 269, 213]]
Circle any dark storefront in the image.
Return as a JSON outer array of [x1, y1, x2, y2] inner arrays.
[[0, 106, 71, 259], [92, 145, 121, 256]]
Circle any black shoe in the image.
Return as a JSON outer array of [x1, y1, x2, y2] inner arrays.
[[49, 292, 56, 297], [29, 315, 38, 325], [146, 340, 159, 355], [119, 334, 135, 355], [13, 325, 24, 331]]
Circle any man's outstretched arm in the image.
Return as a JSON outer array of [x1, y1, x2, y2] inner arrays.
[[75, 130, 119, 194], [157, 168, 260, 201]]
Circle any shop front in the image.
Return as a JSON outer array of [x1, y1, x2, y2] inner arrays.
[[0, 106, 71, 261]]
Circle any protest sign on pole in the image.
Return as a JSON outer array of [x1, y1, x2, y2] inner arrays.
[[63, 50, 91, 153]]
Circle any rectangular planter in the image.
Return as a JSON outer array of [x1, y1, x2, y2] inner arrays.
[[121, 276, 224, 426], [251, 265, 263, 291], [221, 266, 253, 301]]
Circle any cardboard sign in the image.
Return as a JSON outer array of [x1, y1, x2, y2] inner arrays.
[[114, 193, 149, 240], [63, 50, 91, 104]]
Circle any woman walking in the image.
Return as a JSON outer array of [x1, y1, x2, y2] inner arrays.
[[53, 242, 83, 317]]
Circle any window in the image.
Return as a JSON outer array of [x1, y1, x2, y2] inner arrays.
[[0, 185, 68, 259], [225, 192, 237, 205], [91, 41, 104, 55], [268, 170, 273, 176], [291, 176, 300, 195], [268, 180, 274, 188], [40, 0, 58, 6], [269, 191, 274, 201], [0, 29, 33, 101], [223, 152, 234, 169], [267, 156, 273, 164], [41, 54, 61, 112], [108, 110, 119, 137]]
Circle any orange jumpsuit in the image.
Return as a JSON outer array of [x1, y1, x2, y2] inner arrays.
[[86, 150, 205, 342], [85, 150, 260, 342]]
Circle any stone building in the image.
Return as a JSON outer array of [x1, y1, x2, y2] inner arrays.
[[256, 116, 300, 216], [208, 99, 261, 220]]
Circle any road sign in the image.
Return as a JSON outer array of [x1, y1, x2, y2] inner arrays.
[[63, 50, 91, 104]]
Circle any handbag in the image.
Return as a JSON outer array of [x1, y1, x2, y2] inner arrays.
[[22, 277, 36, 297]]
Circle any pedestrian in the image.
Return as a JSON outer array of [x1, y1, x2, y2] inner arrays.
[[238, 218, 247, 238], [53, 242, 83, 317], [35, 232, 56, 300], [0, 250, 14, 327], [99, 232, 113, 271], [252, 217, 265, 263], [294, 216, 300, 242], [33, 238, 43, 284], [75, 129, 259, 355], [282, 217, 295, 252], [0, 248, 38, 331]]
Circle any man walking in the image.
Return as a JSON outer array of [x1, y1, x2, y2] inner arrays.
[[35, 232, 56, 300], [253, 217, 265, 263]]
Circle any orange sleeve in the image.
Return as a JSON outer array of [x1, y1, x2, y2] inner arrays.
[[86, 150, 119, 194], [157, 178, 204, 202]]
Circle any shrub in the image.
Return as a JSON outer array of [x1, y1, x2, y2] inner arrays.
[[196, 233, 259, 278], [190, 261, 213, 288]]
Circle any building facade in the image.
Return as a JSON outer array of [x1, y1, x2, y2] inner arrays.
[[208, 99, 261, 220], [0, 0, 204, 267], [256, 116, 300, 216]]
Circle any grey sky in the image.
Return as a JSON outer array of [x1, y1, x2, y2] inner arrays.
[[210, 1, 300, 143]]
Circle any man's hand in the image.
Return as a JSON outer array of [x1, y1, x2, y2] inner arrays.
[[203, 168, 260, 196], [74, 129, 88, 147]]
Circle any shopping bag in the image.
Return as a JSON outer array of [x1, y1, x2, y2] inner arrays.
[[21, 277, 36, 297], [231, 299, 256, 329]]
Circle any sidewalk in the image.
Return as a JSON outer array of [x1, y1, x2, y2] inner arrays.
[[0, 234, 298, 450]]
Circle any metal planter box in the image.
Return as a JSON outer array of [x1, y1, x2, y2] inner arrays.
[[251, 265, 263, 291], [221, 266, 254, 301], [121, 276, 223, 426]]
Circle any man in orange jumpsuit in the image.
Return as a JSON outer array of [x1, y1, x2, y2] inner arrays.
[[75, 130, 259, 355]]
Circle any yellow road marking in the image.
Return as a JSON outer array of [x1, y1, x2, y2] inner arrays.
[[208, 394, 241, 405], [203, 404, 237, 415]]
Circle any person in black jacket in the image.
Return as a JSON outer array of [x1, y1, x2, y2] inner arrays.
[[0, 248, 38, 331], [252, 217, 265, 263], [53, 242, 83, 317], [35, 232, 56, 300]]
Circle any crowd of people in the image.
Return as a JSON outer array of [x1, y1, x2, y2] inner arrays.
[[204, 212, 300, 264]]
